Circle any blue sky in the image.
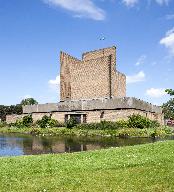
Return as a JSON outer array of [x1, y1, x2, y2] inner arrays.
[[0, 0, 174, 106]]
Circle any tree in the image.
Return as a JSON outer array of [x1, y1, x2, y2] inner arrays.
[[165, 89, 174, 96], [0, 105, 22, 121], [162, 89, 174, 119], [162, 99, 174, 119], [20, 98, 38, 106]]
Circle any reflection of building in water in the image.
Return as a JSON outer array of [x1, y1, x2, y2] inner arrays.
[[1, 134, 155, 156], [32, 137, 44, 153], [85, 144, 101, 151], [22, 137, 53, 155], [21, 136, 104, 155], [52, 142, 65, 153]]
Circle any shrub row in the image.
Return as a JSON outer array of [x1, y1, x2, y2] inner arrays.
[[75, 114, 160, 130], [9, 114, 160, 130], [10, 115, 65, 128]]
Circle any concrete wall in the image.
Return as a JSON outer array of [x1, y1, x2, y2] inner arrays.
[[23, 103, 58, 114], [23, 97, 162, 114]]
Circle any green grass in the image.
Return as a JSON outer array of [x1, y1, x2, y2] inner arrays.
[[0, 126, 172, 138], [1, 140, 174, 191]]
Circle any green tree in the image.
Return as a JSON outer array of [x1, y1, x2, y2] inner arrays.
[[162, 89, 174, 119], [162, 99, 174, 119], [165, 89, 174, 96], [20, 98, 38, 106], [0, 105, 22, 121]]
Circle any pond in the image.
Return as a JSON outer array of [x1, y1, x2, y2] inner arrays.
[[0, 133, 173, 157]]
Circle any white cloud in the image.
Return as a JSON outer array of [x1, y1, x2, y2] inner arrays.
[[122, 0, 138, 7], [160, 27, 174, 56], [122, 0, 171, 7], [155, 0, 170, 5], [166, 14, 174, 20], [146, 88, 167, 98], [43, 0, 105, 20], [126, 71, 145, 84], [48, 75, 60, 89], [135, 55, 146, 66]]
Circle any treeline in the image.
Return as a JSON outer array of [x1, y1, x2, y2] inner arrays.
[[0, 105, 22, 121], [0, 98, 38, 121]]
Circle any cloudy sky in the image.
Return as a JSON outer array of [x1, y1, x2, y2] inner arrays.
[[0, 0, 174, 105]]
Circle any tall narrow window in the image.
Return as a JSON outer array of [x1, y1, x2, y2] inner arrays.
[[83, 114, 87, 123], [65, 115, 68, 123], [100, 111, 104, 119]]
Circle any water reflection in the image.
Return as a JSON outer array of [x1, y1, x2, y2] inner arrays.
[[0, 133, 173, 157]]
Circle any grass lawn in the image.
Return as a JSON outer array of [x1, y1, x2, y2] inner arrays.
[[0, 140, 174, 192]]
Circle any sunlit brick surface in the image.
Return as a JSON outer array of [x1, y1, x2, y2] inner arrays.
[[60, 47, 126, 101]]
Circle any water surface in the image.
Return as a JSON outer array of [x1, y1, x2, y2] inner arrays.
[[0, 133, 173, 157]]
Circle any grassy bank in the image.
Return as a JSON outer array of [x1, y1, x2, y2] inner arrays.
[[0, 126, 173, 138], [1, 140, 174, 191]]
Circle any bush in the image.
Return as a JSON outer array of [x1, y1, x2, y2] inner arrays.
[[128, 114, 159, 129], [36, 115, 63, 128], [50, 120, 65, 128], [0, 121, 7, 128], [128, 114, 149, 129], [66, 117, 78, 129], [161, 126, 173, 135], [149, 120, 160, 128], [22, 115, 33, 127], [36, 115, 51, 128], [12, 119, 24, 128], [75, 120, 128, 130], [75, 115, 160, 130], [99, 120, 127, 130], [9, 115, 33, 128], [115, 120, 128, 129], [47, 118, 58, 127]]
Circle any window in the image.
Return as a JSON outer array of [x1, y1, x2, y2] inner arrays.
[[100, 111, 104, 119], [83, 114, 87, 123], [65, 115, 68, 123]]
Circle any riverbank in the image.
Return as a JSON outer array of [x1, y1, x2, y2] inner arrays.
[[0, 140, 174, 191], [0, 126, 173, 138]]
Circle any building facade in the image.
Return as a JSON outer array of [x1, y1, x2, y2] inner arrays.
[[6, 46, 164, 125]]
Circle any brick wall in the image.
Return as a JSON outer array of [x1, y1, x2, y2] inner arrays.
[[70, 56, 111, 100], [6, 109, 164, 125], [6, 114, 27, 124], [60, 52, 81, 101], [51, 112, 65, 123], [100, 109, 164, 125], [82, 46, 116, 62], [60, 46, 126, 101], [32, 113, 50, 122]]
